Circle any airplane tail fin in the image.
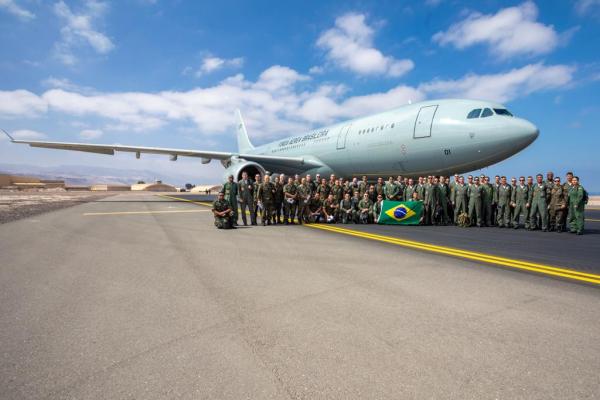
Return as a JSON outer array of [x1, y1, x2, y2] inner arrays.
[[235, 109, 254, 153]]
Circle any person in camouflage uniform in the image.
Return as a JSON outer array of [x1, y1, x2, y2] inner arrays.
[[317, 178, 330, 200], [495, 176, 512, 228], [511, 176, 529, 229], [221, 174, 238, 225], [237, 172, 256, 226], [568, 176, 586, 235], [296, 177, 310, 225], [252, 173, 262, 224], [212, 192, 234, 229], [452, 176, 468, 225], [563, 171, 574, 229], [331, 179, 344, 215], [468, 177, 483, 227], [357, 193, 373, 224], [529, 174, 548, 231], [272, 175, 284, 224], [549, 176, 567, 232], [283, 177, 298, 225], [257, 174, 276, 226], [307, 192, 323, 223]]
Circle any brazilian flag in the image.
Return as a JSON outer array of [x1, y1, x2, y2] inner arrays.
[[377, 200, 422, 225]]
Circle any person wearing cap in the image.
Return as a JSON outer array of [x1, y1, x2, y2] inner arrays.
[[221, 174, 238, 225]]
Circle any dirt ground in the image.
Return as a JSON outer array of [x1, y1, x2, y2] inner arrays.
[[0, 189, 112, 224]]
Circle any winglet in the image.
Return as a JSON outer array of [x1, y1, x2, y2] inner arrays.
[[1, 129, 15, 142], [235, 109, 254, 153]]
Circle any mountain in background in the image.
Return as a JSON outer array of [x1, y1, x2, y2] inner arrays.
[[0, 163, 200, 186]]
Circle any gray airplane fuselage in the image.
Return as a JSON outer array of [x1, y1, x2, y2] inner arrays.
[[237, 99, 539, 179]]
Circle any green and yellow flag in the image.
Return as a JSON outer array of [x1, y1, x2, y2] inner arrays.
[[377, 200, 422, 225]]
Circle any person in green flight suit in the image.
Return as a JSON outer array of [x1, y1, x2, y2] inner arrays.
[[496, 176, 512, 228], [384, 176, 400, 201], [257, 174, 276, 226], [452, 176, 468, 225], [438, 176, 450, 225], [568, 176, 586, 235], [549, 176, 567, 232], [221, 174, 238, 226], [529, 174, 548, 231], [404, 178, 416, 202], [511, 176, 529, 229], [283, 177, 298, 225], [212, 192, 234, 229], [237, 171, 255, 226], [357, 193, 373, 224], [468, 177, 483, 227], [481, 176, 493, 227]]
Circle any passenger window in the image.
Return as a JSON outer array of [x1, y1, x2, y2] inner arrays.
[[467, 109, 481, 119], [481, 108, 493, 118]]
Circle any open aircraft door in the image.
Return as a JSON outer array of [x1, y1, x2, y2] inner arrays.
[[413, 105, 438, 138], [336, 125, 352, 150]]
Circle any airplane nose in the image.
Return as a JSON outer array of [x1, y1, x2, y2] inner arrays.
[[515, 118, 539, 143]]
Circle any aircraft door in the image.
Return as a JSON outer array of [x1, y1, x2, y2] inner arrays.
[[336, 124, 352, 150], [413, 105, 438, 138]]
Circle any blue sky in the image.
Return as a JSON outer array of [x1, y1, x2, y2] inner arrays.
[[0, 0, 599, 189]]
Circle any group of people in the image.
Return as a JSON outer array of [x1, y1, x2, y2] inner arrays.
[[212, 171, 588, 235]]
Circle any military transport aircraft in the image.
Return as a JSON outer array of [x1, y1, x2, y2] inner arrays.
[[3, 99, 539, 181]]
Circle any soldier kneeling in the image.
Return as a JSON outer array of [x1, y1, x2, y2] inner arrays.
[[212, 192, 234, 229]]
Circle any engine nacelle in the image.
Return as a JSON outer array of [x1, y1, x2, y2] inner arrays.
[[222, 159, 266, 182]]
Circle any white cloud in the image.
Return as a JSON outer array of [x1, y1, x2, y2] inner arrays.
[[0, 90, 48, 117], [419, 63, 575, 103], [12, 130, 46, 139], [433, 2, 560, 59], [54, 0, 114, 65], [0, 0, 34, 20], [0, 63, 575, 139], [79, 129, 103, 140], [575, 0, 600, 15], [194, 56, 244, 76], [316, 12, 414, 77], [308, 66, 324, 75]]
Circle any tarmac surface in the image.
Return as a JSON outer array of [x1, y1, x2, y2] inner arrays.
[[179, 194, 600, 275], [1, 193, 599, 399]]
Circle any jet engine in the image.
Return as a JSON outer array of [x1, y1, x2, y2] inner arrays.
[[221, 158, 266, 182]]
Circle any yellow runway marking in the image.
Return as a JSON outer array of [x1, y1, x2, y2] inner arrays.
[[84, 209, 209, 216], [159, 194, 600, 286]]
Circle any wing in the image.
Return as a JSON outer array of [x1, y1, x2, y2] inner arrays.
[[2, 129, 322, 169]]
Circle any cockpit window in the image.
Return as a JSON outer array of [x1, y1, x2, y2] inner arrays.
[[493, 108, 513, 116], [481, 108, 493, 118], [467, 109, 481, 119]]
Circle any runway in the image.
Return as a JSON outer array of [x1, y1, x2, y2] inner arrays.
[[172, 194, 600, 279], [1, 193, 599, 399]]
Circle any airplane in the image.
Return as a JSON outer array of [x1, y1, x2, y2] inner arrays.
[[3, 99, 539, 181]]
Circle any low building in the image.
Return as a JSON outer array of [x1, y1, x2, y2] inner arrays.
[[90, 184, 131, 191], [0, 174, 65, 189], [131, 183, 177, 192], [190, 184, 222, 194]]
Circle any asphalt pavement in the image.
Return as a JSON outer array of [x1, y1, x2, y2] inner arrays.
[[0, 193, 599, 399]]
